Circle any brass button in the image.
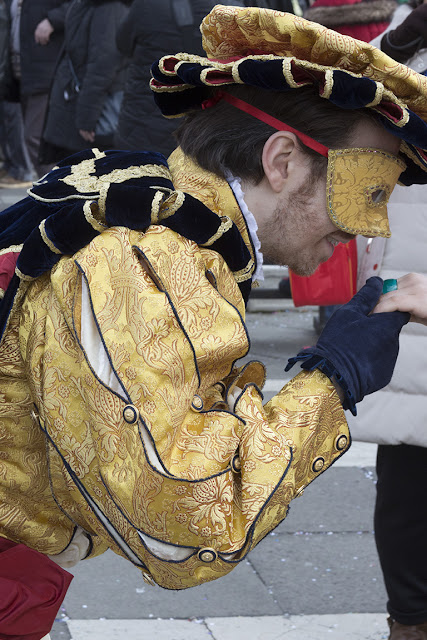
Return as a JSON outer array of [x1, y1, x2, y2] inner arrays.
[[142, 571, 156, 586], [335, 434, 348, 451], [294, 486, 305, 498], [198, 547, 218, 563], [231, 454, 241, 473], [214, 381, 226, 394], [123, 404, 138, 424], [191, 395, 204, 412], [312, 457, 325, 473]]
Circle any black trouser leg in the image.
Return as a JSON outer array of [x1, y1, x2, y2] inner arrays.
[[375, 444, 427, 625]]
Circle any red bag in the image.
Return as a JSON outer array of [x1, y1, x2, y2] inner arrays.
[[288, 238, 357, 307], [0, 538, 72, 640]]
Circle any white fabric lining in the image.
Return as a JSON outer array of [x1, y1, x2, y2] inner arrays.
[[137, 532, 192, 561], [79, 277, 195, 561]]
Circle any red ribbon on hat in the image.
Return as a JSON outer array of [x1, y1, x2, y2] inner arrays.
[[201, 91, 329, 158]]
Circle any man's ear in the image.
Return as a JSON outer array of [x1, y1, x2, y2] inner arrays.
[[261, 131, 299, 193]]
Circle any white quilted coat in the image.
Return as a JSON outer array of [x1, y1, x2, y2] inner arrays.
[[348, 183, 427, 445]]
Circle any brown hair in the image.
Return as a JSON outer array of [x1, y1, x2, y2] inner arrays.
[[174, 84, 377, 183]]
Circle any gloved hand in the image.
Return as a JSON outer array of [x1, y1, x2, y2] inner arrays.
[[285, 277, 410, 415]]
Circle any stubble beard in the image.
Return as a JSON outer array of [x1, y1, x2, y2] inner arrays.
[[261, 180, 325, 276]]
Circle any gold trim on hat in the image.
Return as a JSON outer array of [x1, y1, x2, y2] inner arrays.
[[400, 140, 427, 172], [366, 83, 384, 108]]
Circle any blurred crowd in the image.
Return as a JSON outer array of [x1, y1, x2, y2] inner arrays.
[[0, 0, 234, 188], [0, 0, 270, 188], [1, 0, 424, 189]]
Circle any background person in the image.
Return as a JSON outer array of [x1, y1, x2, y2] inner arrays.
[[346, 8, 427, 638], [18, 0, 70, 178], [0, 0, 34, 188], [114, 0, 235, 156], [42, 0, 128, 161]]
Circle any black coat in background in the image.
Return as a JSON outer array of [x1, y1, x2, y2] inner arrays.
[[19, 0, 70, 97], [43, 0, 128, 153], [0, 1, 8, 98], [115, 0, 242, 157]]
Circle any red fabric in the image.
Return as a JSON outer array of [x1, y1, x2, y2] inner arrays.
[[334, 21, 390, 41], [289, 239, 358, 307], [307, 0, 391, 42], [0, 252, 19, 293], [0, 538, 73, 640]]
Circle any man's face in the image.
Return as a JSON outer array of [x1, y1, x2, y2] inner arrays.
[[258, 119, 401, 276]]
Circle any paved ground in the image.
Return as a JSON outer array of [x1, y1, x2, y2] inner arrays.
[[1, 186, 391, 640]]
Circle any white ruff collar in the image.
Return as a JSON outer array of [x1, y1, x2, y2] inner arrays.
[[227, 175, 264, 283]]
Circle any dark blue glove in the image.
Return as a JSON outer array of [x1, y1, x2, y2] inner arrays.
[[285, 277, 410, 415]]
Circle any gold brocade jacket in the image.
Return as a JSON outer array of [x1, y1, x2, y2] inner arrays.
[[0, 148, 350, 589]]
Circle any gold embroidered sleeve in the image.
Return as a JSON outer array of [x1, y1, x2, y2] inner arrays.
[[16, 225, 349, 590], [232, 369, 350, 548]]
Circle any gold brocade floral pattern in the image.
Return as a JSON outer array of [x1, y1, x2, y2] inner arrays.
[[326, 149, 406, 237], [200, 5, 427, 120], [167, 148, 255, 272], [72, 225, 250, 470], [0, 157, 350, 589], [0, 292, 98, 555]]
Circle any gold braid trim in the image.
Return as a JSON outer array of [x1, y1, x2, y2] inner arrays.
[[0, 244, 23, 257], [60, 162, 171, 195], [0, 287, 4, 299], [158, 55, 178, 76], [39, 219, 62, 255], [92, 148, 106, 159], [366, 82, 384, 108], [83, 200, 106, 232], [201, 217, 233, 247], [371, 88, 410, 128], [28, 191, 94, 203], [154, 50, 420, 131], [98, 184, 109, 218], [200, 67, 235, 87], [322, 69, 334, 100], [233, 258, 255, 283], [151, 190, 164, 224], [158, 54, 208, 76], [149, 80, 193, 94], [283, 58, 303, 89], [15, 267, 36, 281], [160, 190, 185, 220], [232, 59, 245, 84], [400, 140, 427, 171]]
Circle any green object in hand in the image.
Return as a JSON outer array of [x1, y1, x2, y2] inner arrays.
[[382, 279, 398, 294]]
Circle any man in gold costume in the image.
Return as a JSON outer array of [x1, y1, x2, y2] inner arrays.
[[1, 5, 427, 637]]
